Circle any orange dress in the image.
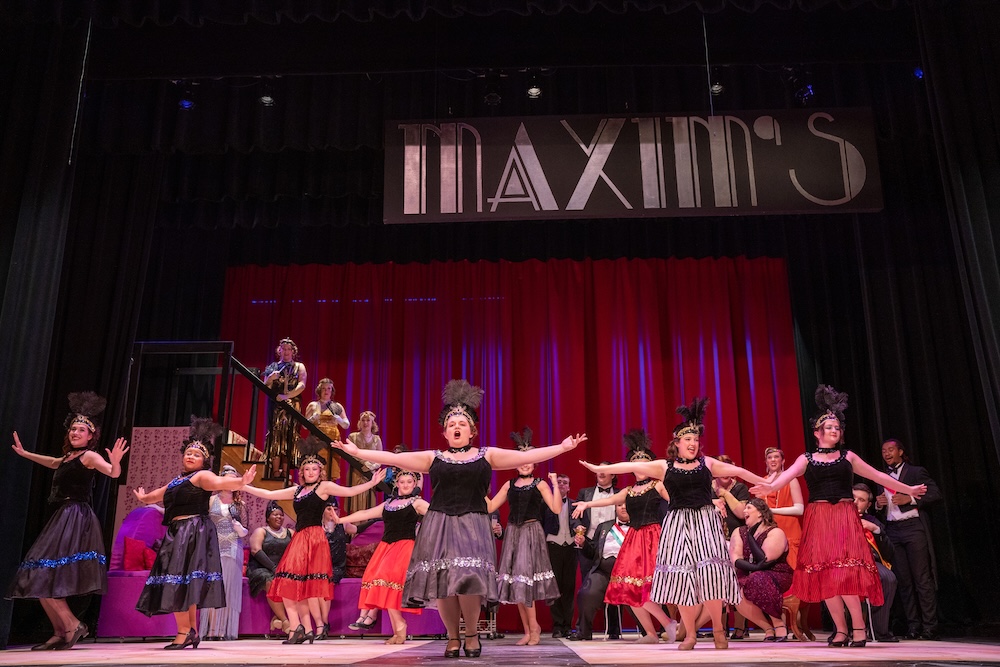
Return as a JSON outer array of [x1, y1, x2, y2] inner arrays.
[[766, 483, 802, 570]]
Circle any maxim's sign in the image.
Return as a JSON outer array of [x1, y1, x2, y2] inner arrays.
[[383, 109, 882, 223]]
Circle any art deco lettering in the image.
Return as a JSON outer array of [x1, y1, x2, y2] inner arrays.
[[384, 109, 882, 223]]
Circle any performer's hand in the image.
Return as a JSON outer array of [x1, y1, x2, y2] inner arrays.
[[133, 486, 147, 503], [333, 440, 360, 456], [11, 431, 26, 458], [874, 494, 889, 509], [860, 518, 880, 533], [749, 483, 773, 496], [573, 533, 586, 547], [241, 465, 258, 486], [561, 433, 587, 450], [571, 501, 588, 519], [712, 498, 726, 514], [106, 437, 130, 464], [491, 519, 502, 537], [277, 394, 288, 402], [548, 472, 558, 485], [371, 468, 387, 485], [579, 460, 600, 473], [906, 484, 926, 501]]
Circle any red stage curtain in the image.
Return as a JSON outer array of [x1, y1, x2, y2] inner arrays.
[[220, 256, 805, 485]]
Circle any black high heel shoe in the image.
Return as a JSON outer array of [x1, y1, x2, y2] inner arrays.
[[315, 624, 329, 640], [444, 637, 461, 658], [463, 634, 482, 658], [164, 629, 199, 650], [283, 624, 313, 645], [31, 636, 66, 651], [56, 622, 88, 650], [828, 630, 849, 647], [849, 627, 868, 648]]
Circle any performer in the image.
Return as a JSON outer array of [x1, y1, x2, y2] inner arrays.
[[133, 418, 256, 650], [729, 498, 793, 642], [751, 386, 927, 648], [7, 392, 128, 651], [338, 469, 429, 645], [761, 447, 803, 569], [582, 401, 766, 650], [344, 411, 382, 515], [198, 465, 249, 641], [573, 429, 677, 645], [247, 501, 294, 637], [335, 379, 586, 659], [262, 338, 307, 481], [241, 451, 386, 644], [304, 378, 349, 481], [487, 428, 562, 646], [569, 502, 630, 641]]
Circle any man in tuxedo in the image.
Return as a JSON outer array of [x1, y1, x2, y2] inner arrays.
[[571, 464, 618, 575], [543, 473, 577, 638], [569, 503, 630, 641], [853, 483, 899, 642], [875, 439, 943, 640]]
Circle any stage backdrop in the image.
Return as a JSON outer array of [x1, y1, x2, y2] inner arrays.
[[220, 256, 805, 488]]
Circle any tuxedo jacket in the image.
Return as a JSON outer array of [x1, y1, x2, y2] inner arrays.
[[861, 512, 896, 565], [580, 518, 626, 578], [570, 485, 619, 532], [873, 462, 942, 585], [542, 497, 571, 538]]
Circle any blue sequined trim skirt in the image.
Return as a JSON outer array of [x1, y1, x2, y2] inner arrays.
[[6, 501, 107, 599], [403, 510, 498, 609], [136, 515, 225, 616]]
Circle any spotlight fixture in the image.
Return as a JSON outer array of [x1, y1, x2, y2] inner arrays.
[[258, 77, 276, 107], [176, 81, 195, 110], [710, 81, 724, 96], [782, 66, 815, 106], [709, 66, 725, 97], [526, 71, 542, 99], [912, 66, 924, 80], [482, 70, 503, 107]]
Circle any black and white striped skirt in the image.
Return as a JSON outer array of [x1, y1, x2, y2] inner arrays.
[[650, 506, 741, 607]]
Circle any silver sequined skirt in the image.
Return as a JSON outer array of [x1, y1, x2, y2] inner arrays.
[[496, 520, 558, 606], [403, 510, 498, 608]]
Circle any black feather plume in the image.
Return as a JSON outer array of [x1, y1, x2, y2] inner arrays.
[[186, 415, 224, 445]]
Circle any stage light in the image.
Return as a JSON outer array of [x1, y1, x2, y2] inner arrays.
[[173, 80, 196, 110], [526, 71, 542, 99], [710, 81, 724, 96], [259, 77, 276, 107], [913, 66, 924, 80], [782, 66, 815, 106], [483, 70, 502, 106]]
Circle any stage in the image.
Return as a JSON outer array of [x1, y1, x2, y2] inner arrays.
[[2, 635, 997, 666]]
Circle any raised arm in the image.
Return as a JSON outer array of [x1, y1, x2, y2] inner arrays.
[[770, 477, 804, 516], [81, 437, 129, 478], [319, 467, 386, 499], [11, 431, 63, 469], [338, 502, 386, 526], [333, 440, 434, 473], [540, 473, 562, 514], [580, 458, 667, 480], [572, 487, 629, 519], [133, 483, 168, 505], [486, 433, 587, 470], [486, 481, 510, 514], [750, 454, 807, 496], [704, 456, 769, 486], [847, 451, 926, 499]]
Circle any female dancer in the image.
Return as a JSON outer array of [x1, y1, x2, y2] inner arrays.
[[337, 469, 429, 644], [729, 498, 793, 641], [487, 428, 562, 646], [573, 430, 677, 644], [305, 378, 349, 481], [134, 418, 256, 649], [751, 386, 926, 648], [582, 400, 767, 650], [247, 501, 294, 637], [7, 392, 128, 651], [344, 411, 382, 515], [336, 379, 586, 659], [761, 447, 803, 568], [262, 337, 307, 481], [242, 453, 386, 644], [198, 465, 248, 640]]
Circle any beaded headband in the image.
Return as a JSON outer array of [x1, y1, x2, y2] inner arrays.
[[184, 441, 211, 459], [70, 414, 97, 433], [812, 411, 840, 430], [673, 423, 702, 439], [299, 455, 324, 469], [628, 449, 654, 462]]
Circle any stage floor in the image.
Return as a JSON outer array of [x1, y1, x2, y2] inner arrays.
[[2, 635, 998, 666]]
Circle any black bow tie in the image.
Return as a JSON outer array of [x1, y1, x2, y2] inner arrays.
[[887, 463, 903, 474], [616, 521, 629, 528], [597, 486, 612, 493]]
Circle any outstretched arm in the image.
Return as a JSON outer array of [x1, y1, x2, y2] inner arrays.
[[750, 454, 807, 496], [487, 482, 510, 514], [580, 458, 667, 479], [572, 487, 629, 519], [320, 468, 387, 498], [486, 433, 587, 470], [847, 452, 926, 499], [192, 465, 257, 492], [242, 483, 297, 501], [82, 437, 130, 478], [704, 456, 769, 486], [333, 440, 434, 473], [770, 477, 804, 516], [133, 483, 168, 505], [11, 432, 63, 469], [540, 473, 562, 514], [338, 502, 386, 525]]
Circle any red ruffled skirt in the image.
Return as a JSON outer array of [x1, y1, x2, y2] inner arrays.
[[358, 539, 421, 614], [791, 500, 883, 605], [604, 522, 660, 607], [268, 525, 334, 602]]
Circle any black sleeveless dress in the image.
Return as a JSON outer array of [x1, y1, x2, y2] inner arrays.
[[7, 454, 107, 599], [496, 478, 559, 606], [136, 472, 226, 615]]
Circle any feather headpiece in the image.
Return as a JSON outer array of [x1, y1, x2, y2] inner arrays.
[[812, 384, 848, 430], [673, 397, 709, 439], [182, 416, 224, 459], [296, 435, 327, 468], [438, 379, 484, 426], [509, 426, 533, 451], [624, 428, 655, 462], [64, 391, 107, 434]]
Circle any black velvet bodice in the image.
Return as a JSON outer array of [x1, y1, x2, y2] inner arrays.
[[507, 479, 545, 525], [49, 454, 95, 504], [625, 482, 663, 527], [427, 447, 491, 516], [664, 457, 714, 509], [804, 450, 854, 502], [382, 500, 419, 543], [293, 484, 327, 529], [162, 473, 211, 524]]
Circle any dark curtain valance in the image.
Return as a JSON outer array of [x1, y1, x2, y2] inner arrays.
[[0, 0, 947, 28]]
